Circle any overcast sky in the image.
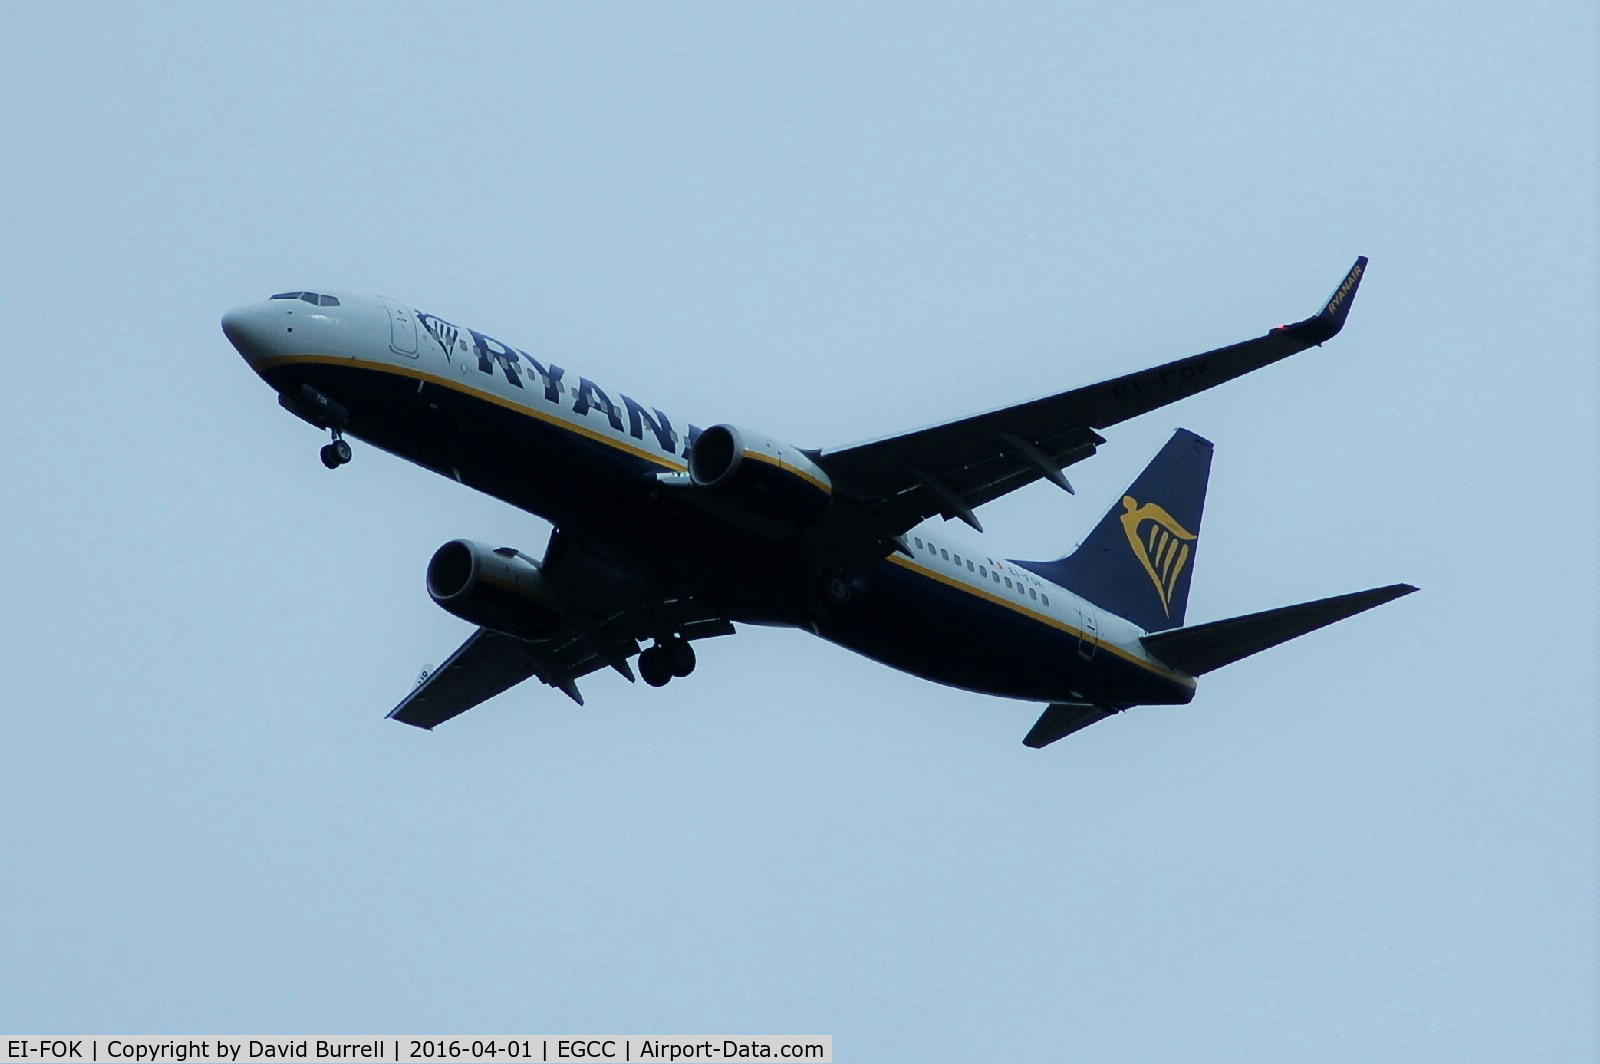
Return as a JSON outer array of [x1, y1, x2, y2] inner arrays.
[[3, 3, 1594, 1059]]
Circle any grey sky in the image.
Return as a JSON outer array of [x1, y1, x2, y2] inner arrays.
[[3, 3, 1594, 1059]]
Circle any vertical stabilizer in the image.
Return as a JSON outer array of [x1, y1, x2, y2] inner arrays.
[[1015, 429, 1213, 631]]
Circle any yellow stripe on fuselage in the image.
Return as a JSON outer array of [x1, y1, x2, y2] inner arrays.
[[885, 554, 1196, 687], [253, 353, 688, 470]]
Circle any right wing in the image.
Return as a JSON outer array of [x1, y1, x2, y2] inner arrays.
[[813, 257, 1368, 542], [390, 526, 738, 730], [389, 604, 736, 730], [388, 628, 552, 730]]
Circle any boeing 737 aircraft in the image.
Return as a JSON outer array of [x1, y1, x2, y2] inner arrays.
[[223, 257, 1413, 747]]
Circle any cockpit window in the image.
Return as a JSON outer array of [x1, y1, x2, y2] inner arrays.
[[268, 291, 339, 307]]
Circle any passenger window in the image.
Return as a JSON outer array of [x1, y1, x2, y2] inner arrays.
[[914, 537, 923, 549], [940, 549, 949, 561], [993, 572, 1001, 583], [953, 554, 961, 566], [1041, 594, 1050, 606], [1004, 577, 1013, 589], [978, 566, 987, 578], [966, 560, 975, 572], [1028, 587, 1038, 600]]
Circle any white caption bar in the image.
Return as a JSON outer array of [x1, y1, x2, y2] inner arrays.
[[1, 1039, 831, 1064]]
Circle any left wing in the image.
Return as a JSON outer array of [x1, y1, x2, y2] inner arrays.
[[813, 257, 1367, 538]]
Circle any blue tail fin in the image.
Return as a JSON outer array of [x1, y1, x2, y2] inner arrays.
[[1014, 429, 1213, 631]]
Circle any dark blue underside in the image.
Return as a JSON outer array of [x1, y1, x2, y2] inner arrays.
[[261, 360, 1193, 706], [824, 559, 1192, 704]]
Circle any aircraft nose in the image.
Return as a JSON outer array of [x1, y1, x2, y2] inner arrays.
[[221, 304, 282, 364]]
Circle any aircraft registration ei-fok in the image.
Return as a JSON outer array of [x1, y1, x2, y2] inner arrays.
[[222, 257, 1414, 748]]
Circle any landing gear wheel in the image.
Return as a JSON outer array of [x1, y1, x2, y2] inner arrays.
[[638, 646, 672, 688], [666, 639, 696, 678], [824, 575, 853, 606], [319, 437, 352, 469]]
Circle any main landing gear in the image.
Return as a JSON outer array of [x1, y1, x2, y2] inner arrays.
[[319, 432, 352, 470], [638, 637, 696, 688]]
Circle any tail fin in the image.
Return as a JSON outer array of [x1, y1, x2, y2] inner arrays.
[[1014, 428, 1213, 631], [1140, 583, 1418, 676]]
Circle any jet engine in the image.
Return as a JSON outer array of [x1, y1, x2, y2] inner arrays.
[[426, 539, 565, 641], [686, 424, 833, 530]]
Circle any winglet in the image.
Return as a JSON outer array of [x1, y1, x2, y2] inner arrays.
[[1320, 255, 1368, 328], [1280, 256, 1368, 346]]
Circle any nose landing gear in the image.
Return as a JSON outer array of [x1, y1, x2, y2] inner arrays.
[[319, 432, 352, 469], [638, 636, 696, 688]]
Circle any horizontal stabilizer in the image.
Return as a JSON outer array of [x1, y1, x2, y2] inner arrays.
[[1023, 702, 1123, 748], [1141, 583, 1417, 677]]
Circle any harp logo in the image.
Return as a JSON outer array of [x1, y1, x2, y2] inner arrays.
[[1119, 496, 1197, 616]]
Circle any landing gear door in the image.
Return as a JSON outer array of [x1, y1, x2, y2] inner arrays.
[[1075, 605, 1099, 662], [378, 297, 419, 357]]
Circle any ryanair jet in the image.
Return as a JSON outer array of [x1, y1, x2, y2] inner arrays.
[[222, 258, 1413, 747]]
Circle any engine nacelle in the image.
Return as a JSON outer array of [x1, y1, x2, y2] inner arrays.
[[686, 423, 833, 529], [426, 539, 564, 641]]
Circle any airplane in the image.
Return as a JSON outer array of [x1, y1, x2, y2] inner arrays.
[[221, 256, 1414, 747]]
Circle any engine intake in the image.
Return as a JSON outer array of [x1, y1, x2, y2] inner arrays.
[[686, 423, 833, 529], [426, 539, 564, 641]]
